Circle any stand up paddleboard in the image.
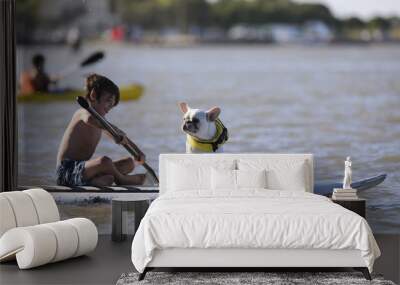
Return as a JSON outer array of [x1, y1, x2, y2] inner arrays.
[[314, 174, 387, 196]]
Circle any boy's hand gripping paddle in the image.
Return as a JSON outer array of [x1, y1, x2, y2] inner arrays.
[[76, 96, 159, 185]]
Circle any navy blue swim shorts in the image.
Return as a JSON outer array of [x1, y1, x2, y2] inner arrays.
[[56, 159, 87, 186]]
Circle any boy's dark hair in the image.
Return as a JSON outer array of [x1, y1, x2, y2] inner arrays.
[[85, 73, 120, 106], [32, 54, 45, 68]]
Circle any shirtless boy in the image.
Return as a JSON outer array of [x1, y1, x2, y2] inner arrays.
[[56, 74, 145, 187]]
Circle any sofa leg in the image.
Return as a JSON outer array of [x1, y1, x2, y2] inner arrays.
[[138, 268, 148, 281], [354, 267, 371, 280]]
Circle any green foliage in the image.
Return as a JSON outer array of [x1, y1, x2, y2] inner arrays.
[[341, 17, 365, 29], [117, 0, 209, 30], [368, 17, 391, 30], [117, 0, 336, 30], [17, 0, 399, 39]]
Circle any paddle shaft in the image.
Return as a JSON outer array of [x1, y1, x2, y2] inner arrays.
[[77, 97, 159, 184]]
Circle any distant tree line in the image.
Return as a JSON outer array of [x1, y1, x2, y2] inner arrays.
[[115, 0, 396, 32], [115, 0, 336, 31], [16, 0, 399, 43]]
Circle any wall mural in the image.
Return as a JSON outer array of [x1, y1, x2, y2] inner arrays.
[[17, 0, 400, 234]]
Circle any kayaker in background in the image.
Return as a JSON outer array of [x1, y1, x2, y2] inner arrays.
[[19, 53, 59, 94]]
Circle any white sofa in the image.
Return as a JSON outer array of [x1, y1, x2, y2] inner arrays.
[[0, 188, 98, 269]]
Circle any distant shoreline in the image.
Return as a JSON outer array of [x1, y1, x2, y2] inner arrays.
[[16, 40, 400, 49]]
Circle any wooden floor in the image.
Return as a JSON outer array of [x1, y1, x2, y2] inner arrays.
[[1, 234, 399, 285]]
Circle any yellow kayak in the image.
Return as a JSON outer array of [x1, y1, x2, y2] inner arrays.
[[17, 84, 144, 103]]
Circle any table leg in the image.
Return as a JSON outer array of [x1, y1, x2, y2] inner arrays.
[[112, 200, 124, 242], [133, 200, 150, 234]]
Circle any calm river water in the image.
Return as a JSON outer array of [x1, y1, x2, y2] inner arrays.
[[17, 44, 400, 233]]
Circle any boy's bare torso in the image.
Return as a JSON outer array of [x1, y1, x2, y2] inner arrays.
[[57, 109, 101, 165]]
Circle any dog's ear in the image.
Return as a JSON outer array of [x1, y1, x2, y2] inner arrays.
[[179, 102, 189, 114], [206, 106, 221, 122]]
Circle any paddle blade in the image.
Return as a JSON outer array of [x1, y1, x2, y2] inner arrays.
[[77, 96, 89, 109], [80, 51, 104, 67]]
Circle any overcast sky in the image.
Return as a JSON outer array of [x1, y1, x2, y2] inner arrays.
[[294, 0, 400, 19]]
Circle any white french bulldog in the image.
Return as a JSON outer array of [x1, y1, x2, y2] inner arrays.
[[179, 102, 228, 153]]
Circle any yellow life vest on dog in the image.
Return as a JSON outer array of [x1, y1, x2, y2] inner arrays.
[[187, 119, 228, 152]]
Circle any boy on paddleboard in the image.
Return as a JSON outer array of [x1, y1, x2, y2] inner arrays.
[[56, 73, 145, 187]]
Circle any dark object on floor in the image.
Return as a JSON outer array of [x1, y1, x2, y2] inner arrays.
[[118, 270, 393, 285], [138, 268, 151, 281], [314, 174, 387, 196], [354, 267, 372, 280]]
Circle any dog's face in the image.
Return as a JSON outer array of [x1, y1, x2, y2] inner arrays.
[[179, 102, 221, 141]]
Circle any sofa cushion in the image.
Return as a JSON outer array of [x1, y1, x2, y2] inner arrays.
[[0, 196, 17, 237], [1, 192, 39, 227], [42, 221, 79, 262], [0, 189, 60, 239], [23, 188, 60, 224]]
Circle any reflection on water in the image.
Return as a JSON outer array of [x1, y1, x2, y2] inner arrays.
[[18, 44, 400, 233]]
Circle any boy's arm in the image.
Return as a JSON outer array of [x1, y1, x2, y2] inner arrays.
[[80, 109, 104, 129], [81, 109, 123, 137], [80, 110, 145, 163], [125, 137, 146, 164], [108, 123, 146, 164], [81, 110, 126, 143]]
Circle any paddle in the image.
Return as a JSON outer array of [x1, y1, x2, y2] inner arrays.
[[57, 51, 105, 79], [76, 96, 159, 185]]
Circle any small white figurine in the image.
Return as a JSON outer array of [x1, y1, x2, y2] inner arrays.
[[343, 156, 352, 189]]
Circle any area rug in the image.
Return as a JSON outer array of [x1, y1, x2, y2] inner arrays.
[[116, 271, 395, 285]]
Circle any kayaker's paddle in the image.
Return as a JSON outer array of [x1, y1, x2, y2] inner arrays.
[[76, 96, 159, 185], [57, 51, 105, 79], [80, 51, 104, 67]]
